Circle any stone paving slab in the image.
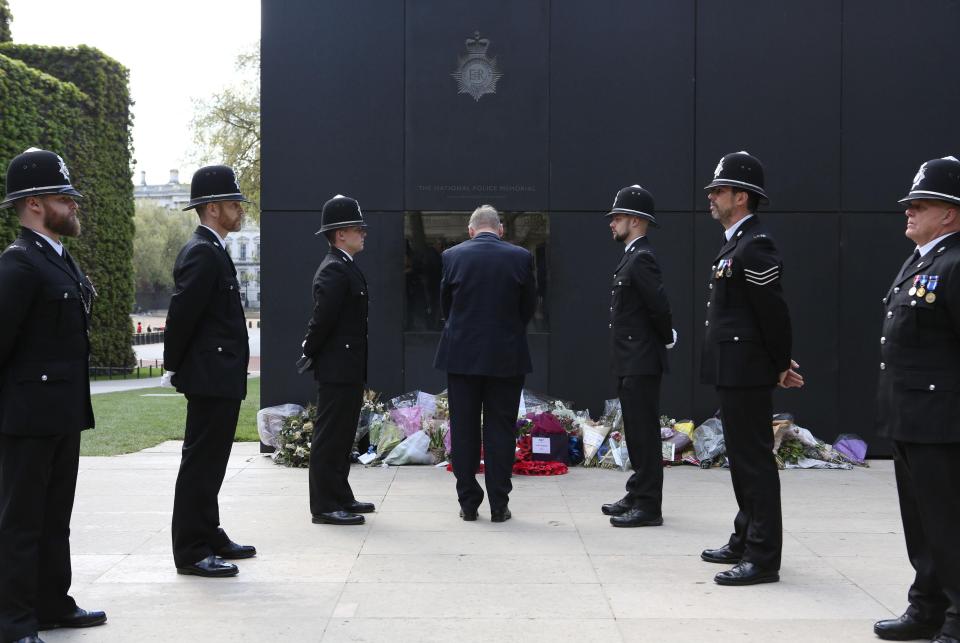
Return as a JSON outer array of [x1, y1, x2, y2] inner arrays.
[[41, 442, 909, 642]]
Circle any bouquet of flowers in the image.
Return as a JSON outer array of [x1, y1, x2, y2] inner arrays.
[[273, 405, 316, 468], [356, 389, 387, 449]]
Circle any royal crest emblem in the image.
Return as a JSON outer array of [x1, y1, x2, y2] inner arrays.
[[451, 31, 502, 102], [912, 162, 928, 189]]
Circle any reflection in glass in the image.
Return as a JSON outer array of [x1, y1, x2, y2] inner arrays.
[[404, 212, 549, 332]]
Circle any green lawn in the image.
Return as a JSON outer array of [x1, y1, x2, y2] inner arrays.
[[81, 378, 261, 456]]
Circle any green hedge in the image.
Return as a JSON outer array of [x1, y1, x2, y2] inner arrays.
[[0, 44, 135, 368]]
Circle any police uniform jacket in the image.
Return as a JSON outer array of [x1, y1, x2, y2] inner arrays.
[[878, 232, 960, 443], [433, 232, 536, 377], [0, 227, 94, 436], [610, 236, 673, 375], [302, 247, 368, 384], [164, 226, 249, 399], [700, 216, 792, 387]]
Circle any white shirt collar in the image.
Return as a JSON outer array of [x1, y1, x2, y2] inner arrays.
[[624, 235, 646, 253], [34, 230, 63, 256], [200, 224, 227, 249], [335, 246, 353, 261], [724, 214, 755, 242], [917, 231, 958, 258]]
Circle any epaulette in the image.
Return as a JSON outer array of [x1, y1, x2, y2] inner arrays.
[[1, 240, 28, 256]]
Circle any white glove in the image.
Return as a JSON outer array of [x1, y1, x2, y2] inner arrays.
[[160, 370, 175, 387], [666, 328, 678, 350]]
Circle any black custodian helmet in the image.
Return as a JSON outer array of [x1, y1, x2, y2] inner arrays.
[[704, 150, 769, 203], [899, 156, 960, 206], [183, 165, 250, 211], [606, 185, 657, 227], [0, 147, 83, 209], [316, 194, 366, 235]]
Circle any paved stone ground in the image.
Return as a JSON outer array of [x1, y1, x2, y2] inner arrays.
[[49, 443, 910, 642]]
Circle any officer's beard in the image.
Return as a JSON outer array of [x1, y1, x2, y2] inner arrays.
[[43, 204, 81, 238], [613, 229, 630, 243]]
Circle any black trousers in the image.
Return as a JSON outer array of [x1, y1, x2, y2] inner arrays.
[[893, 441, 960, 637], [0, 432, 80, 641], [309, 382, 363, 515], [171, 395, 240, 567], [618, 375, 663, 514], [447, 373, 524, 512], [717, 386, 782, 571]]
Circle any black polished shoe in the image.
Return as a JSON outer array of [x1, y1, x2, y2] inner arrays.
[[459, 508, 478, 521], [701, 543, 743, 564], [344, 500, 376, 514], [213, 540, 257, 559], [610, 507, 663, 528], [312, 511, 365, 525], [873, 613, 942, 641], [933, 635, 960, 643], [714, 561, 779, 586], [601, 498, 633, 516], [13, 635, 44, 643], [490, 508, 512, 523], [37, 606, 107, 630], [176, 555, 239, 578]]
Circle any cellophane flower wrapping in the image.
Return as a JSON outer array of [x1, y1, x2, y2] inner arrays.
[[273, 405, 316, 468]]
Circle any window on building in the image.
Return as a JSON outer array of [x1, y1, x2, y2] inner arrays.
[[403, 211, 549, 332], [254, 237, 260, 260], [239, 242, 247, 261]]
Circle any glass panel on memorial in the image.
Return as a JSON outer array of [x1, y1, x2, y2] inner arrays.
[[403, 212, 549, 332]]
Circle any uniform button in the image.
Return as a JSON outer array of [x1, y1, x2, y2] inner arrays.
[[611, 290, 615, 295], [345, 344, 350, 348], [360, 291, 365, 295], [883, 297, 888, 304], [609, 306, 613, 312], [41, 375, 48, 381], [608, 323, 612, 329], [618, 281, 622, 285], [880, 362, 886, 370], [711, 265, 717, 270], [627, 335, 633, 340], [217, 347, 223, 352], [705, 321, 710, 327], [880, 337, 886, 344], [734, 336, 740, 341], [910, 300, 917, 307], [229, 285, 234, 290], [894, 287, 900, 294], [707, 301, 711, 307], [887, 311, 893, 318], [63, 292, 68, 299], [929, 384, 936, 391], [709, 284, 713, 290]]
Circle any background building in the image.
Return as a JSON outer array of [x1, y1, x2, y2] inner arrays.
[[261, 0, 960, 455]]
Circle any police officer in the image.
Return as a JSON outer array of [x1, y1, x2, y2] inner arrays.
[[601, 185, 676, 528], [164, 165, 255, 577], [301, 195, 374, 526], [0, 148, 106, 643], [873, 156, 960, 643], [698, 151, 803, 586]]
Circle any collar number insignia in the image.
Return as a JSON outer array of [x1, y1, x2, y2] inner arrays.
[[451, 31, 502, 102]]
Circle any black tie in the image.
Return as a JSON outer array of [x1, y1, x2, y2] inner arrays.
[[898, 249, 920, 281]]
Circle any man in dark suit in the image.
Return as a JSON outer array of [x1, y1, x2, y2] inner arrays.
[[0, 148, 106, 643], [601, 186, 676, 528], [300, 195, 374, 526], [164, 165, 255, 578], [873, 156, 960, 643], [434, 205, 536, 523], [698, 151, 803, 586]]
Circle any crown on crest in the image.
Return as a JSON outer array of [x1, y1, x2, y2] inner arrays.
[[465, 31, 490, 55]]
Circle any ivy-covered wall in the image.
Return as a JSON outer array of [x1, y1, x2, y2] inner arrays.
[[0, 44, 135, 367]]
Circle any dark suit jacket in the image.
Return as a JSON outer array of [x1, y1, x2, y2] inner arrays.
[[164, 226, 249, 399], [434, 232, 536, 377], [610, 236, 674, 376], [0, 228, 95, 436], [700, 216, 792, 387], [878, 232, 960, 443], [302, 247, 368, 384]]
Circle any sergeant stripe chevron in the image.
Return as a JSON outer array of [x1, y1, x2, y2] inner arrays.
[[744, 265, 780, 286]]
